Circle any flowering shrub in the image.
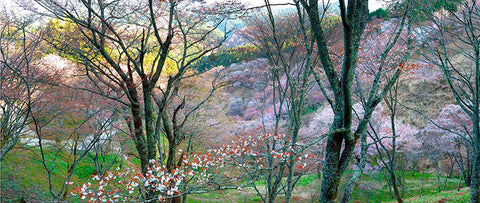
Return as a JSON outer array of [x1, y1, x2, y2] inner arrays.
[[70, 163, 189, 202], [70, 131, 316, 202]]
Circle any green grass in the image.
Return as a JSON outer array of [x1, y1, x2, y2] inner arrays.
[[1, 148, 56, 201], [2, 146, 473, 203], [193, 189, 232, 199], [1, 145, 121, 202], [297, 173, 319, 186], [400, 188, 470, 203], [350, 171, 466, 202], [186, 170, 469, 202]]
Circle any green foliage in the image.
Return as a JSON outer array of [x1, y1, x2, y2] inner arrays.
[[131, 157, 141, 166], [192, 189, 231, 199], [388, 0, 463, 23], [321, 15, 341, 29], [369, 8, 388, 19], [74, 160, 96, 179], [194, 45, 263, 72], [1, 151, 51, 201], [184, 170, 466, 202], [44, 18, 104, 63], [3, 144, 469, 202], [297, 173, 318, 186], [432, 0, 462, 12]]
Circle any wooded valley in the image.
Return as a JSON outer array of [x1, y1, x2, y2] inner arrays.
[[1, 0, 479, 202]]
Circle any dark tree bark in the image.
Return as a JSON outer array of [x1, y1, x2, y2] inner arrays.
[[300, 2, 369, 201], [298, 0, 412, 201]]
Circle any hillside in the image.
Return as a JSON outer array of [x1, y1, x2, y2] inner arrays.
[[1, 0, 479, 202]]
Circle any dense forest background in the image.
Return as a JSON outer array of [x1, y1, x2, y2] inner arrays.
[[1, 0, 479, 202]]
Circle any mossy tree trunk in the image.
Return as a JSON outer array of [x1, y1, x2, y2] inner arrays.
[[299, 0, 412, 201]]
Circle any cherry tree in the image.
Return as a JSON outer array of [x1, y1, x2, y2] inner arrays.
[[419, 0, 480, 201], [294, 0, 421, 201], [20, 55, 122, 200], [34, 0, 245, 201], [0, 9, 43, 160], [424, 104, 475, 187], [237, 1, 323, 201]]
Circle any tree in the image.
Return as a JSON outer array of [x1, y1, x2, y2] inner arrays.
[[34, 0, 243, 201], [423, 104, 476, 188], [297, 0, 414, 201], [369, 89, 419, 202], [69, 125, 319, 202], [0, 9, 43, 161], [432, 104, 475, 187], [239, 1, 319, 201], [419, 0, 480, 201], [24, 56, 120, 201]]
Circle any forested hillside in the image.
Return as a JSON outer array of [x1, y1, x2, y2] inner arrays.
[[1, 0, 479, 202]]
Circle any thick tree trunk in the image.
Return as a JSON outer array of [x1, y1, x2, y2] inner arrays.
[[319, 126, 345, 202], [301, 0, 369, 202], [268, 163, 285, 203], [164, 142, 181, 203], [470, 71, 479, 203], [131, 101, 148, 173], [166, 141, 177, 171], [128, 89, 156, 201], [144, 90, 157, 162], [285, 117, 302, 203]]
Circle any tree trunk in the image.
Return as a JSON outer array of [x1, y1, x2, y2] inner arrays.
[[341, 131, 368, 203], [319, 126, 346, 202], [470, 89, 479, 203], [0, 139, 17, 161], [457, 172, 463, 191], [421, 172, 424, 195], [130, 95, 148, 173], [391, 173, 403, 203], [144, 90, 157, 162], [436, 162, 442, 193], [470, 133, 480, 202], [301, 0, 369, 202], [444, 162, 454, 190], [464, 172, 472, 187], [412, 161, 417, 177], [285, 117, 302, 203], [63, 138, 78, 199]]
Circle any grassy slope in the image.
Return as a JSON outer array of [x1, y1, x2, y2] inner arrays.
[[2, 146, 470, 202], [350, 171, 468, 202], [187, 171, 469, 202], [389, 188, 470, 203], [1, 145, 119, 202]]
